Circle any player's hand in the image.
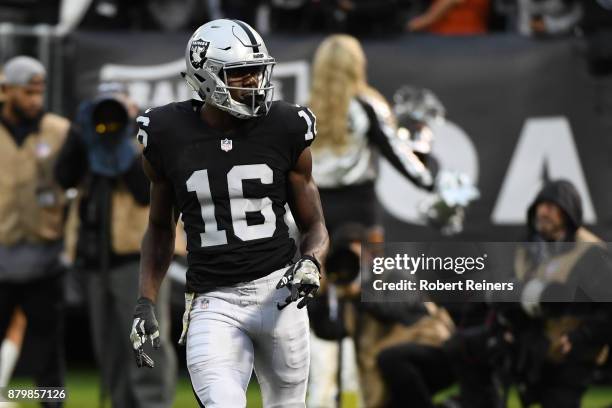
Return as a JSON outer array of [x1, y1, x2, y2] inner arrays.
[[130, 297, 160, 368], [276, 255, 321, 309]]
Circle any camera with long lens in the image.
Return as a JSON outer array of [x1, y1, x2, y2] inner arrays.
[[325, 245, 360, 286], [324, 224, 369, 286], [307, 224, 366, 340], [91, 96, 129, 142], [75, 84, 137, 177]]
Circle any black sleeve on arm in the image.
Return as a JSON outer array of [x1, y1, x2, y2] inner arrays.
[[54, 124, 88, 189], [360, 99, 434, 191], [121, 155, 151, 206], [136, 112, 166, 180]]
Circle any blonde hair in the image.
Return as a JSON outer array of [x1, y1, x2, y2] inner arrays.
[[309, 35, 393, 152], [309, 35, 367, 152]]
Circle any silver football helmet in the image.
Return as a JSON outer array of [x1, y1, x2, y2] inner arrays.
[[182, 19, 275, 119]]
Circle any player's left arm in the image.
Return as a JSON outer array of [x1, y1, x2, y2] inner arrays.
[[288, 147, 329, 265], [277, 147, 329, 308]]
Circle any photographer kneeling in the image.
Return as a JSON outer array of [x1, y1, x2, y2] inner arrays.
[[308, 224, 456, 408]]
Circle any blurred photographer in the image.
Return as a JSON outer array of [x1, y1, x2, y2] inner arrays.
[[307, 224, 365, 407], [499, 179, 612, 408], [308, 224, 455, 408], [54, 83, 176, 408], [0, 56, 70, 407]]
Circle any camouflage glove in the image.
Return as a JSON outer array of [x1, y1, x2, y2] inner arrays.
[[276, 255, 321, 309]]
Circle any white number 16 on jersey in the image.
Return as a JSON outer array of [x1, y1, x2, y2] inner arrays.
[[186, 164, 277, 247]]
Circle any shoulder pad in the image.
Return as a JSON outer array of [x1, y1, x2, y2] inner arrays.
[[269, 101, 317, 144], [135, 101, 192, 147]]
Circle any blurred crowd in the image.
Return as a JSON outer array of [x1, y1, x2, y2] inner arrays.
[[0, 0, 611, 37]]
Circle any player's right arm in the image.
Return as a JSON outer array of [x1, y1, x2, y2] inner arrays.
[[139, 156, 177, 302], [133, 107, 177, 301], [130, 156, 177, 368], [130, 108, 177, 368]]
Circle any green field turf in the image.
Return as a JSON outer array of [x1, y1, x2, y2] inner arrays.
[[433, 385, 612, 408], [7, 371, 262, 408], [6, 371, 612, 407]]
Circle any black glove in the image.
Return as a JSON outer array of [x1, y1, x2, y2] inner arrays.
[[130, 297, 160, 368], [276, 255, 321, 309]]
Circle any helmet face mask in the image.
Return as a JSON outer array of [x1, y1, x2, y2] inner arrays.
[[182, 19, 276, 119], [221, 62, 275, 116]]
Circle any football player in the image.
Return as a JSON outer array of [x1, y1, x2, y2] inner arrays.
[[129, 19, 329, 408]]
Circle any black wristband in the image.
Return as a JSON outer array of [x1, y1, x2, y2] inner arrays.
[[134, 297, 158, 324], [137, 296, 155, 306], [301, 255, 321, 271]]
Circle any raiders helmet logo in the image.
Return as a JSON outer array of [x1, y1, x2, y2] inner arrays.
[[190, 39, 210, 69]]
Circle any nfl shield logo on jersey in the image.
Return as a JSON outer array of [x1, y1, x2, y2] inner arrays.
[[221, 138, 233, 152]]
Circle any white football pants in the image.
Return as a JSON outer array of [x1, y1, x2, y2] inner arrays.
[[186, 266, 310, 408]]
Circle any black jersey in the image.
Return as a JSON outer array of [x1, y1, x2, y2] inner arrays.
[[136, 99, 317, 293]]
